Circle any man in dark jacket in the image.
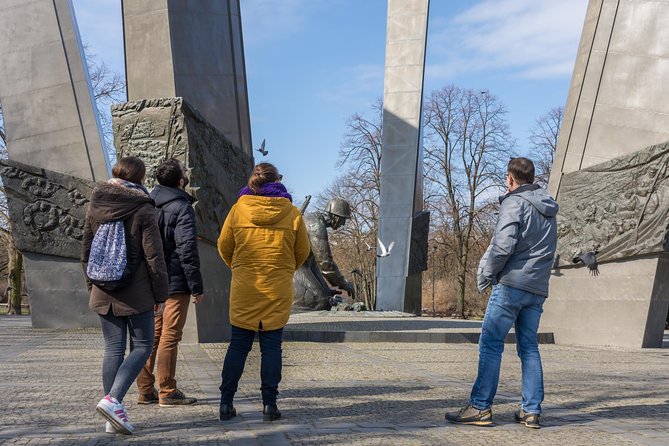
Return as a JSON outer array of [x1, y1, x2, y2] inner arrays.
[[136, 159, 204, 406], [445, 157, 558, 429]]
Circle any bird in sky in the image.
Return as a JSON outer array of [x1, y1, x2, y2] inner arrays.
[[256, 139, 268, 156], [377, 238, 395, 257]]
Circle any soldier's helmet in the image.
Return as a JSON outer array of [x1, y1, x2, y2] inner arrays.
[[325, 198, 352, 219]]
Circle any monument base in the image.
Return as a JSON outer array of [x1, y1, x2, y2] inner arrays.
[[404, 273, 422, 315], [23, 252, 99, 329], [541, 253, 669, 348], [182, 241, 231, 343]]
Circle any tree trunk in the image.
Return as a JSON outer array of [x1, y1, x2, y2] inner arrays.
[[7, 246, 23, 315], [456, 262, 466, 319]]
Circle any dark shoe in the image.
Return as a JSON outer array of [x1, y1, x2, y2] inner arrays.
[[445, 405, 495, 426], [514, 409, 541, 429], [263, 404, 282, 421], [159, 389, 197, 407], [219, 403, 237, 421], [137, 389, 158, 405]]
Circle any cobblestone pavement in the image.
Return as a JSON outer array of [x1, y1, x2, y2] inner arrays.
[[1, 316, 668, 445]]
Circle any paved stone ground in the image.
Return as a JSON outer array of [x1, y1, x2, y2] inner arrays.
[[1, 316, 668, 445]]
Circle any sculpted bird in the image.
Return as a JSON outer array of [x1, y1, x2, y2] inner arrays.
[[574, 251, 599, 276], [256, 139, 268, 156]]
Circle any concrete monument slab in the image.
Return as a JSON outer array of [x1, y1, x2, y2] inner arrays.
[[0, 159, 98, 328], [376, 0, 430, 314], [542, 0, 669, 348], [0, 0, 109, 329], [112, 98, 253, 342], [122, 0, 252, 157]]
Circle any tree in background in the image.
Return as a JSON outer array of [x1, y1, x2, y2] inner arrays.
[[84, 44, 126, 163], [422, 86, 515, 318], [529, 106, 563, 185], [316, 101, 382, 309]]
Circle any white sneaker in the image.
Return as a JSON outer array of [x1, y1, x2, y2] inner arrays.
[[96, 395, 134, 434], [105, 421, 115, 433]]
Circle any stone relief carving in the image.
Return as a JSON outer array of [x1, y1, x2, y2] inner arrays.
[[556, 141, 669, 266], [112, 98, 253, 244], [0, 159, 94, 259]]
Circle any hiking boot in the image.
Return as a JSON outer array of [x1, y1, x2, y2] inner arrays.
[[96, 395, 134, 435], [445, 405, 495, 426], [514, 409, 541, 429], [137, 389, 158, 405], [263, 404, 282, 421], [159, 389, 198, 406], [219, 403, 237, 421]]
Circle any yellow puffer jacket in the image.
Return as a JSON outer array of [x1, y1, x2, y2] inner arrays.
[[218, 195, 310, 331]]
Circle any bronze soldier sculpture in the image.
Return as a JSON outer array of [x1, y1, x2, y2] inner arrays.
[[293, 198, 355, 310]]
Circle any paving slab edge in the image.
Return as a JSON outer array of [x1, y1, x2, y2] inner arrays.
[[282, 330, 555, 344]]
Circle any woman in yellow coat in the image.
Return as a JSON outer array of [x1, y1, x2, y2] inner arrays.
[[217, 163, 310, 422]]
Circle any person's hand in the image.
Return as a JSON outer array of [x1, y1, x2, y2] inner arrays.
[[344, 282, 355, 298], [477, 275, 492, 293], [154, 303, 165, 315], [192, 294, 205, 304]]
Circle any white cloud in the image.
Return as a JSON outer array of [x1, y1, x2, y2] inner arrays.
[[427, 0, 588, 80], [241, 0, 332, 46], [318, 63, 384, 106]]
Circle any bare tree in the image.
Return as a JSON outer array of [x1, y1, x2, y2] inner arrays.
[[424, 86, 516, 318], [84, 45, 126, 163], [315, 101, 383, 309], [529, 106, 563, 185]]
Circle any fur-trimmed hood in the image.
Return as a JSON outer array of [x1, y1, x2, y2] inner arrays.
[[88, 182, 154, 223]]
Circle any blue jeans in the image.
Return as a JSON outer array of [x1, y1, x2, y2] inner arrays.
[[99, 309, 155, 402], [470, 284, 545, 414], [220, 326, 283, 406]]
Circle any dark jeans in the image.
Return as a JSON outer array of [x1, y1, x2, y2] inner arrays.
[[220, 326, 283, 406], [99, 309, 155, 402]]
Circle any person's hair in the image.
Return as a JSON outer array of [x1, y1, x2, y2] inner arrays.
[[112, 156, 146, 184], [247, 163, 280, 192], [508, 157, 535, 185], [155, 158, 183, 187]]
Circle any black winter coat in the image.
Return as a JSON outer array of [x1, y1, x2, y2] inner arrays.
[[151, 185, 204, 296]]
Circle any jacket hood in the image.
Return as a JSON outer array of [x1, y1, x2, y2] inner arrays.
[[236, 195, 293, 226], [89, 183, 154, 222], [502, 184, 559, 218], [150, 184, 195, 208]]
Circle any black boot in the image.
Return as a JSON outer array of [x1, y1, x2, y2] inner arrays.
[[219, 403, 237, 421], [263, 404, 281, 421]]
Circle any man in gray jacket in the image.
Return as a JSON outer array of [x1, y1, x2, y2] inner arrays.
[[445, 157, 558, 429]]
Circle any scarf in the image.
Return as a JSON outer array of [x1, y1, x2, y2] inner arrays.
[[108, 177, 150, 196], [238, 182, 292, 202]]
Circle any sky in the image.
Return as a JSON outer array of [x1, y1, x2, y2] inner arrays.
[[71, 0, 589, 201]]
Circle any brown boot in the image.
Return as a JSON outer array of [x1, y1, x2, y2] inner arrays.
[[137, 388, 158, 405], [159, 389, 197, 407]]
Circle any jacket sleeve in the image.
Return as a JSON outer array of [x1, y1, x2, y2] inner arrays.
[[480, 197, 522, 283], [141, 207, 169, 303], [477, 244, 492, 292], [80, 213, 94, 292], [217, 206, 236, 267], [294, 213, 311, 269], [174, 203, 204, 295]]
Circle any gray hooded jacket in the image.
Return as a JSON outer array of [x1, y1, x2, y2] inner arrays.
[[478, 184, 559, 297]]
